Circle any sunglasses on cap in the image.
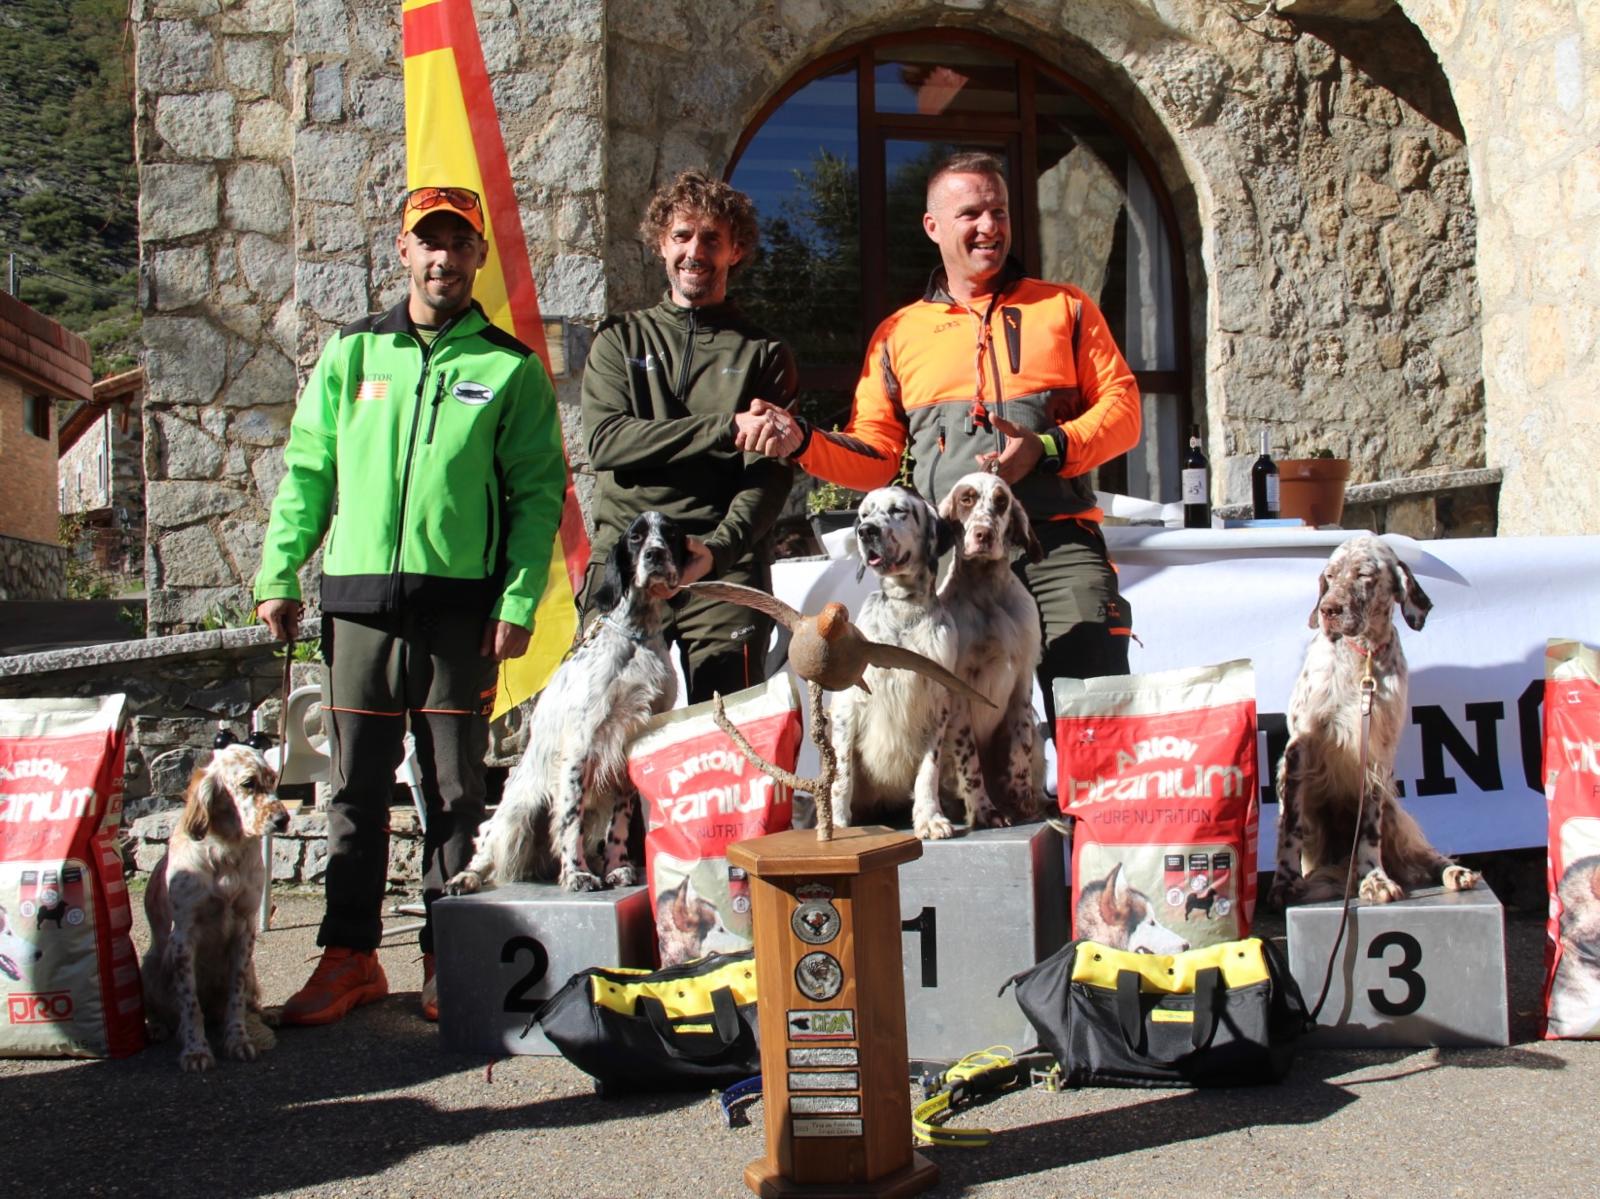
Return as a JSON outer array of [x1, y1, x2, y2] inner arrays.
[[403, 186, 485, 233]]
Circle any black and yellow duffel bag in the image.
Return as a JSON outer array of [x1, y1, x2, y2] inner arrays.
[[536, 950, 760, 1092], [1008, 938, 1310, 1088]]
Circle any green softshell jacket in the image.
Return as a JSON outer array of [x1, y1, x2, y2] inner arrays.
[[580, 296, 797, 574], [253, 299, 566, 629]]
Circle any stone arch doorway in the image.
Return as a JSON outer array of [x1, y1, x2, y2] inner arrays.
[[724, 29, 1192, 501]]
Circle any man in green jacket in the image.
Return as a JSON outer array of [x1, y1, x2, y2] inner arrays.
[[254, 186, 566, 1025], [581, 170, 796, 700]]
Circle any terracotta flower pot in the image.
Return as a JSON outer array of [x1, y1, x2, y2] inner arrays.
[[1277, 458, 1351, 527]]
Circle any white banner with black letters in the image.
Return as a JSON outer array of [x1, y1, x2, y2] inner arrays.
[[773, 532, 1600, 855]]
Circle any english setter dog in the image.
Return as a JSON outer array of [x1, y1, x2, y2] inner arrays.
[[829, 486, 1002, 838], [449, 511, 688, 893], [1269, 534, 1479, 906], [142, 742, 288, 1071], [937, 472, 1045, 824]]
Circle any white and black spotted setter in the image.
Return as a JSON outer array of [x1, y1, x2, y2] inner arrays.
[[449, 511, 688, 893], [828, 485, 1004, 838], [937, 472, 1046, 824]]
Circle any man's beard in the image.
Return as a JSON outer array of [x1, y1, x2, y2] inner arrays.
[[419, 272, 471, 315], [673, 260, 720, 301]]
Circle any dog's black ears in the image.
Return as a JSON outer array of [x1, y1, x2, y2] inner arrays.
[[1394, 557, 1432, 631], [932, 514, 959, 560], [592, 537, 631, 614], [1010, 504, 1044, 564], [1308, 569, 1329, 629]]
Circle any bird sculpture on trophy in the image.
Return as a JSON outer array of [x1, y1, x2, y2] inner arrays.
[[687, 581, 993, 841]]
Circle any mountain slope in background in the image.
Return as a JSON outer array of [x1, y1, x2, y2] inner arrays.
[[0, 0, 139, 376]]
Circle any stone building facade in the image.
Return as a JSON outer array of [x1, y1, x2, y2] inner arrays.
[[131, 0, 1598, 631], [0, 290, 91, 600], [57, 369, 148, 580]]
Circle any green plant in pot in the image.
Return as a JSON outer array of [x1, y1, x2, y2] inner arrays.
[[1277, 447, 1351, 527], [805, 478, 862, 540]]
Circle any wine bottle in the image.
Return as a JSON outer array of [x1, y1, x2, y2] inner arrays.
[[1182, 423, 1210, 528], [1251, 429, 1280, 519]]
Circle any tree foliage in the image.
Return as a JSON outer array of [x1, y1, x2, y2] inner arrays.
[[0, 0, 140, 375]]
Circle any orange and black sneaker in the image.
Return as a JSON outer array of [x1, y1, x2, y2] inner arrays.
[[420, 953, 438, 1022], [280, 948, 388, 1026]]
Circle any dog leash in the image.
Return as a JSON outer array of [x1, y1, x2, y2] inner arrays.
[[1308, 650, 1377, 1022]]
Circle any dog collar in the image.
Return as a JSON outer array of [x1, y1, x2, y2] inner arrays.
[[598, 614, 665, 647], [1342, 638, 1387, 659]]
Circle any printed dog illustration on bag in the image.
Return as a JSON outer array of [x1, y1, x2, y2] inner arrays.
[[1075, 863, 1190, 954], [1549, 854, 1600, 1038], [0, 903, 43, 983], [654, 873, 745, 966]]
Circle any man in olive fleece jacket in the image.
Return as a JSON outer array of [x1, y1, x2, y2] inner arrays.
[[581, 170, 796, 701]]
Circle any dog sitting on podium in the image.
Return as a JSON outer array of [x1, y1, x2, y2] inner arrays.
[[1270, 534, 1479, 906], [829, 485, 1011, 838], [449, 511, 689, 894]]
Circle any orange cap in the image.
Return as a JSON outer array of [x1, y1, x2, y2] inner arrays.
[[401, 186, 484, 235]]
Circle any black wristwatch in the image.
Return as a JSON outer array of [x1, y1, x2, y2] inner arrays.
[[1035, 426, 1066, 474]]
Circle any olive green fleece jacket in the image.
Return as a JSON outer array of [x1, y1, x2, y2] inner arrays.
[[581, 296, 797, 573], [253, 299, 566, 629]]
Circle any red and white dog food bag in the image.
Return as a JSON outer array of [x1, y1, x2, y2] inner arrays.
[[1056, 660, 1259, 952], [0, 695, 144, 1057], [1542, 639, 1600, 1039], [629, 675, 801, 966]]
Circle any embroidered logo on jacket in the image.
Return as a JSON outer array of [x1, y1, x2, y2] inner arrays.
[[452, 381, 495, 405], [355, 378, 390, 402]]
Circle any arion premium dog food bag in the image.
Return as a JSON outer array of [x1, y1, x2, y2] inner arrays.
[[1056, 660, 1258, 951], [1541, 639, 1600, 1039], [629, 675, 802, 966], [0, 696, 144, 1057]]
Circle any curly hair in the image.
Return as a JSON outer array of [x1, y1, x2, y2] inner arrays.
[[925, 151, 1008, 209], [639, 169, 760, 264]]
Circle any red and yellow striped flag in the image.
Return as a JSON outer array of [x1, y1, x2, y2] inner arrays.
[[402, 0, 589, 719]]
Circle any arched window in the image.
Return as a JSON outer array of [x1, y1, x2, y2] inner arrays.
[[729, 31, 1189, 500]]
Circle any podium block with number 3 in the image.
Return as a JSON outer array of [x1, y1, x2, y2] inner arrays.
[[1286, 882, 1509, 1047], [433, 883, 655, 1056]]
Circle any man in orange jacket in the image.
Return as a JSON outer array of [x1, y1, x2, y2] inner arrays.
[[739, 151, 1139, 714]]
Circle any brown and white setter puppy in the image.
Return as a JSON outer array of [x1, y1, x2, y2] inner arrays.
[[829, 485, 991, 838], [936, 472, 1046, 824], [142, 743, 288, 1071], [449, 511, 688, 893], [1269, 535, 1479, 906]]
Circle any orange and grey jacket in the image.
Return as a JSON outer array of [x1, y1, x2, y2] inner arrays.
[[793, 261, 1140, 522]]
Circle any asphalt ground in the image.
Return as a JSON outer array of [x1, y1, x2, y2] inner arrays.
[[1, 861, 1589, 1199]]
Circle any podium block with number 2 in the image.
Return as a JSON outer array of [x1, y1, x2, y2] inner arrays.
[[432, 883, 655, 1056]]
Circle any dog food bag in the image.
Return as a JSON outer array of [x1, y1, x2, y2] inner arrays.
[[629, 675, 802, 967], [1056, 660, 1259, 952], [0, 695, 144, 1057], [1541, 639, 1600, 1039]]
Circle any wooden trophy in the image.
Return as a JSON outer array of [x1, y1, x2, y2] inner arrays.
[[728, 827, 938, 1198], [696, 583, 993, 1198]]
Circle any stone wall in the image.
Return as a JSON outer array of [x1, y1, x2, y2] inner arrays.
[[1397, 0, 1598, 535], [0, 533, 66, 602], [0, 624, 291, 815], [0, 624, 431, 885], [134, 0, 605, 634], [130, 0, 1593, 633]]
